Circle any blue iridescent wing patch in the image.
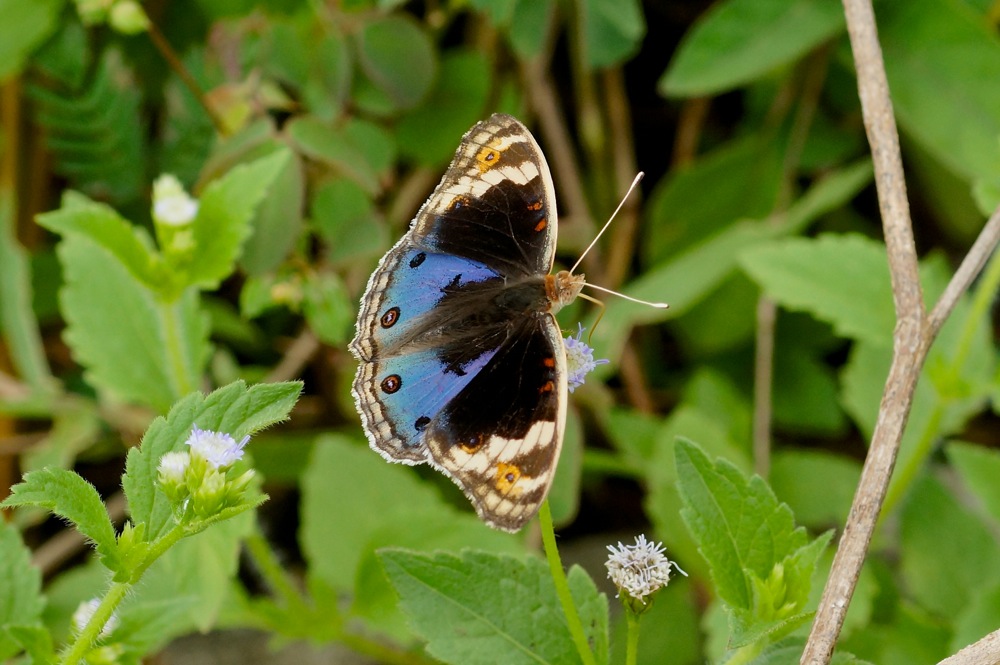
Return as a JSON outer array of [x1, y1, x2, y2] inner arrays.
[[350, 114, 584, 532]]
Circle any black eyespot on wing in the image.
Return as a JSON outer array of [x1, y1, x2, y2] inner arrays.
[[415, 415, 430, 431], [409, 252, 426, 268], [380, 307, 400, 328], [381, 374, 402, 394]]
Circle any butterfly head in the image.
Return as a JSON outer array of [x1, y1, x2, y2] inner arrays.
[[546, 270, 586, 314]]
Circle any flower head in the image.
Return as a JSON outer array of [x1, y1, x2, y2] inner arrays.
[[152, 174, 198, 227], [157, 451, 189, 484], [185, 426, 250, 470], [606, 534, 686, 610], [564, 324, 609, 392], [72, 598, 119, 639]]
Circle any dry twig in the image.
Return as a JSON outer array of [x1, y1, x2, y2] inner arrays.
[[801, 1, 1000, 662]]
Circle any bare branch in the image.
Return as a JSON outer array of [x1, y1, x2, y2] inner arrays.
[[927, 204, 1000, 337], [937, 629, 1000, 665]]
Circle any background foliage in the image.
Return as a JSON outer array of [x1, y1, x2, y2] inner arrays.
[[0, 0, 999, 663]]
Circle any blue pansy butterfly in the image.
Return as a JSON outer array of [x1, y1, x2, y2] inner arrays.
[[349, 114, 585, 532]]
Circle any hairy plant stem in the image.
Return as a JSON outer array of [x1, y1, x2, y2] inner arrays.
[[539, 500, 597, 665]]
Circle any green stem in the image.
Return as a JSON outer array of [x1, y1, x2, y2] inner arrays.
[[624, 611, 640, 665], [160, 297, 197, 398], [60, 582, 129, 665], [538, 500, 597, 665], [244, 527, 310, 615]]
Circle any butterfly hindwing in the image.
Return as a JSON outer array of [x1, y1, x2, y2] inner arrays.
[[350, 114, 568, 532], [425, 314, 567, 532]]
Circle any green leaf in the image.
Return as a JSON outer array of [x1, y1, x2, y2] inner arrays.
[[880, 0, 1000, 186], [739, 234, 894, 345], [0, 192, 53, 392], [591, 160, 871, 369], [301, 270, 354, 345], [354, 14, 436, 110], [300, 434, 501, 593], [770, 450, 860, 529], [123, 380, 302, 539], [582, 0, 645, 68], [4, 624, 54, 663], [643, 137, 784, 266], [188, 150, 291, 290], [380, 549, 608, 665], [0, 520, 45, 660], [396, 50, 492, 166], [2, 468, 121, 571], [36, 191, 163, 289], [136, 512, 253, 632], [900, 474, 1000, 618], [352, 511, 527, 642], [674, 439, 806, 610], [54, 233, 207, 411], [508, 0, 553, 58], [948, 441, 1000, 522], [660, 0, 844, 97], [312, 178, 387, 264], [286, 116, 381, 193], [239, 150, 305, 275], [0, 0, 63, 81]]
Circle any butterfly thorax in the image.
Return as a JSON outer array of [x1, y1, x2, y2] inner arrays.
[[546, 270, 585, 314]]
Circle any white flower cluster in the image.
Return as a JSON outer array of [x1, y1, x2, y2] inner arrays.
[[605, 534, 686, 605], [152, 174, 198, 227]]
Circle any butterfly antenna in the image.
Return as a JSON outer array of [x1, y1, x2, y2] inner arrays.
[[569, 172, 645, 275], [567, 172, 670, 310]]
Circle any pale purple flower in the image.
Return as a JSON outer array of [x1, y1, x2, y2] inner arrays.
[[564, 324, 609, 392], [185, 426, 249, 469], [157, 451, 190, 484]]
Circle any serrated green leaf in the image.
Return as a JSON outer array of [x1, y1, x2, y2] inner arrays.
[[123, 380, 302, 539], [674, 439, 806, 610], [2, 468, 121, 571], [55, 233, 207, 411], [583, 0, 645, 68], [0, 520, 45, 660], [36, 191, 163, 289], [352, 511, 527, 642], [380, 549, 608, 665], [660, 0, 844, 97], [355, 15, 436, 110], [0, 0, 63, 81], [740, 234, 894, 345], [188, 150, 291, 290]]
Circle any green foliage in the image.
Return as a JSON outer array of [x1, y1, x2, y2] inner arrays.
[[675, 440, 831, 654], [1, 0, 999, 663], [381, 549, 609, 665], [30, 48, 147, 205], [661, 0, 845, 97]]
